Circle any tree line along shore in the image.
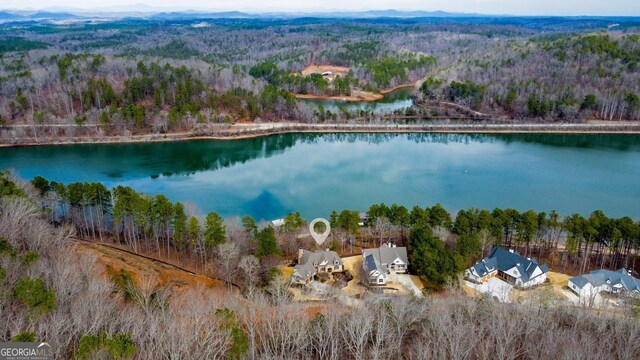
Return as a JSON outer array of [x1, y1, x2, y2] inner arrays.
[[2, 121, 640, 147], [1, 171, 640, 358]]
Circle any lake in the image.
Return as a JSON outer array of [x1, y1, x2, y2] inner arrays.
[[1, 133, 639, 221], [301, 88, 414, 114]]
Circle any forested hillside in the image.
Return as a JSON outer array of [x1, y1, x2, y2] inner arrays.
[[1, 167, 640, 358], [1, 17, 640, 141]]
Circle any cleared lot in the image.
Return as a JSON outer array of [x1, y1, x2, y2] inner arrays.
[[464, 277, 513, 302], [387, 273, 424, 298]]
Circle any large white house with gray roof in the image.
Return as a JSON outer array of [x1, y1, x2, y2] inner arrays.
[[568, 269, 640, 299], [292, 249, 344, 285], [466, 247, 549, 288], [362, 243, 409, 285]]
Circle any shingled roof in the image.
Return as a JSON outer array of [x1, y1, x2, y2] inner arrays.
[[488, 247, 548, 283], [293, 263, 315, 281], [299, 249, 341, 267], [470, 256, 498, 278], [470, 247, 548, 283], [571, 269, 640, 292], [364, 253, 385, 275], [362, 244, 408, 266]]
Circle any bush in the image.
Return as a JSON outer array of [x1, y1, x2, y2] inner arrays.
[[446, 80, 486, 108], [108, 268, 138, 302], [76, 332, 137, 360], [21, 251, 39, 267], [581, 94, 598, 111], [0, 172, 26, 197], [0, 236, 15, 256], [215, 308, 249, 360], [11, 331, 37, 342], [13, 276, 56, 315]]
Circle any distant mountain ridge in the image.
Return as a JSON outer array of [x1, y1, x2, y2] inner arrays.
[[0, 9, 504, 22], [0, 9, 638, 22]]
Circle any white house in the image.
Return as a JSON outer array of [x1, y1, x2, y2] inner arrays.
[[568, 269, 640, 299], [292, 249, 344, 285], [362, 243, 409, 285], [466, 247, 549, 288]]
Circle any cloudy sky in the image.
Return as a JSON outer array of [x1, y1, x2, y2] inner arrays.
[[3, 0, 640, 16]]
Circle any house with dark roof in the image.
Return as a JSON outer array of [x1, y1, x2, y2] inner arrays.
[[465, 247, 549, 288], [568, 269, 640, 299], [292, 249, 344, 285], [362, 243, 409, 285]]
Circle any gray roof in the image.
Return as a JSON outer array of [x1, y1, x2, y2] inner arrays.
[[299, 249, 341, 267], [362, 244, 408, 266], [293, 263, 315, 280], [364, 253, 385, 275], [471, 247, 548, 283], [571, 269, 640, 292]]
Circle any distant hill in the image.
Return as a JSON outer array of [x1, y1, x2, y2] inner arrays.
[[0, 11, 23, 20], [0, 9, 487, 22], [0, 9, 638, 23], [28, 11, 82, 20], [301, 9, 487, 18], [0, 11, 84, 21], [149, 11, 255, 20]]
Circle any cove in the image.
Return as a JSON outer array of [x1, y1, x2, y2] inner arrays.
[[0, 133, 638, 221], [300, 88, 414, 114]]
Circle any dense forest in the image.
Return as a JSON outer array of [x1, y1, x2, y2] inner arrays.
[[1, 17, 640, 141], [1, 170, 640, 358]]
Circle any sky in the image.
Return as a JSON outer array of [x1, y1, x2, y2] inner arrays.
[[2, 0, 640, 16]]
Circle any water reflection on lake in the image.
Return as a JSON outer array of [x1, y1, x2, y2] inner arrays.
[[1, 133, 639, 220], [301, 88, 414, 114]]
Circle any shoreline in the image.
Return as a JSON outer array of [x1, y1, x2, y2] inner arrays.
[[2, 122, 640, 148], [292, 81, 417, 102], [293, 93, 384, 102]]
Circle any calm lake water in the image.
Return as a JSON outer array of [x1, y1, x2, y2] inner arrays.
[[302, 88, 414, 113], [1, 133, 639, 220]]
